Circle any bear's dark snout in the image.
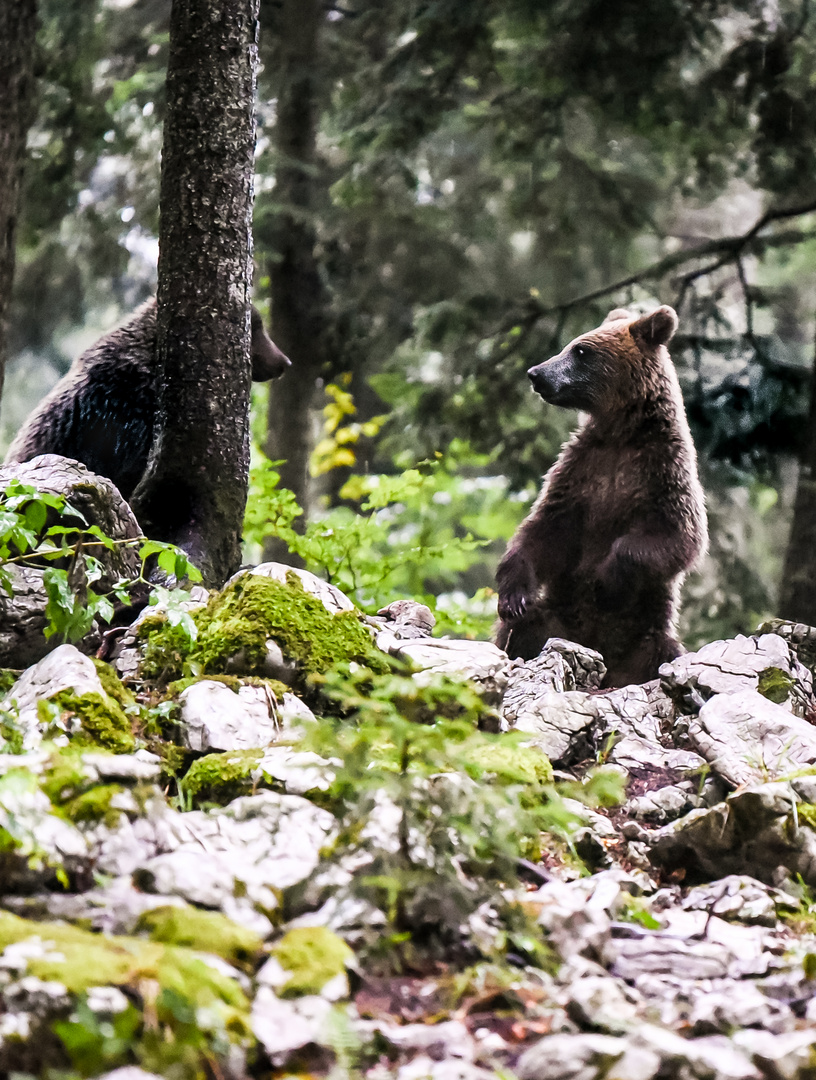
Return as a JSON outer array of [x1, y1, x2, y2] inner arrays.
[[528, 359, 570, 403]]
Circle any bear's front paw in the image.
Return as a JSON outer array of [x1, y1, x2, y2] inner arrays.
[[498, 589, 529, 622]]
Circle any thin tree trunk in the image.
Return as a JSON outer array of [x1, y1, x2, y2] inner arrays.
[[779, 339, 816, 624], [262, 0, 328, 563], [130, 0, 259, 587], [0, 0, 38, 404]]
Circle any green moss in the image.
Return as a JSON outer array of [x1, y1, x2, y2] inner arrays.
[[41, 745, 92, 804], [139, 618, 196, 683], [49, 690, 136, 754], [62, 783, 126, 827], [0, 909, 249, 1022], [91, 658, 136, 709], [271, 926, 353, 997], [462, 742, 553, 786], [135, 905, 263, 968], [158, 741, 188, 779], [140, 572, 388, 685], [758, 666, 796, 704], [167, 673, 290, 700], [183, 749, 263, 806], [798, 803, 816, 830], [0, 668, 19, 696]]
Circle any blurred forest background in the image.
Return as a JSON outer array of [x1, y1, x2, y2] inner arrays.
[[4, 0, 816, 645]]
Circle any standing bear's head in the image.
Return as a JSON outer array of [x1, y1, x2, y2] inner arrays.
[[527, 306, 679, 413]]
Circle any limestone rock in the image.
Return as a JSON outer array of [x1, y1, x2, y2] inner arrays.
[[0, 456, 143, 667], [178, 679, 281, 751], [687, 688, 816, 787], [1, 644, 111, 751], [660, 633, 813, 713]]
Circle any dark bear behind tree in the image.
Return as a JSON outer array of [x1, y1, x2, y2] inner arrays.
[[5, 298, 290, 502], [496, 306, 707, 687]]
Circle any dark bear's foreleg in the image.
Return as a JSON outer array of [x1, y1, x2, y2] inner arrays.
[[496, 546, 538, 622]]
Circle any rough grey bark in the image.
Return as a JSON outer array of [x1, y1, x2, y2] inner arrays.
[[262, 0, 328, 562], [0, 0, 38, 405], [779, 344, 816, 624], [130, 0, 260, 587]]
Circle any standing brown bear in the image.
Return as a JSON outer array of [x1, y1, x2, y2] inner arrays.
[[495, 305, 707, 687], [5, 299, 290, 502]]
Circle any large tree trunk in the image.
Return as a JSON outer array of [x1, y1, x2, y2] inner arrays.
[[261, 0, 328, 562], [131, 0, 260, 587], [0, 0, 38, 404], [779, 344, 816, 624]]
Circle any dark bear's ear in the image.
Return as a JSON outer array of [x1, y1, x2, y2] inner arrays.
[[603, 308, 632, 324], [630, 306, 678, 348]]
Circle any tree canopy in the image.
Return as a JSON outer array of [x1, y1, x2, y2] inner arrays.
[[4, 0, 816, 639]]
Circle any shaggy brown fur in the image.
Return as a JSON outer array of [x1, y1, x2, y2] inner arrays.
[[495, 306, 707, 687], [6, 299, 290, 501]]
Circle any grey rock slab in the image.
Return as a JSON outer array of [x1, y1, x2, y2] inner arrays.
[[504, 673, 702, 771], [660, 634, 813, 711], [178, 679, 280, 751], [733, 1028, 816, 1080], [607, 935, 732, 982], [0, 769, 88, 889], [98, 1070, 166, 1080], [380, 636, 511, 707], [626, 783, 704, 824], [680, 875, 793, 927], [374, 599, 436, 638], [130, 791, 334, 924], [515, 1032, 628, 1080], [254, 746, 336, 794], [80, 749, 162, 782], [530, 873, 633, 961], [688, 689, 816, 787], [565, 975, 641, 1033], [647, 781, 816, 887], [631, 1027, 760, 1079], [688, 981, 795, 1036], [3, 878, 187, 936], [368, 1019, 475, 1060], [544, 639, 608, 691], [250, 986, 333, 1058], [508, 689, 599, 764], [396, 1059, 499, 1080], [0, 643, 108, 750]]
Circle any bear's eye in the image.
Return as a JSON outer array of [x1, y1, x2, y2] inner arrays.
[[574, 345, 591, 359]]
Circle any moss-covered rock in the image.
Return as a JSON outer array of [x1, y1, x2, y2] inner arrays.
[[271, 926, 354, 997], [140, 571, 388, 684], [135, 904, 264, 968], [168, 673, 289, 699], [183, 749, 263, 806], [44, 689, 136, 754], [61, 782, 126, 827], [0, 910, 251, 1048], [462, 741, 553, 786], [40, 745, 91, 804], [757, 665, 797, 705]]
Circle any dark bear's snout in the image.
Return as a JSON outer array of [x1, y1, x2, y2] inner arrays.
[[528, 355, 573, 403]]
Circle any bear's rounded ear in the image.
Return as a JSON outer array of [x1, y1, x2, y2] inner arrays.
[[603, 307, 632, 324], [630, 305, 678, 348]]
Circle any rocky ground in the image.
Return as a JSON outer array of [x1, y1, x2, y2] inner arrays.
[[1, 562, 816, 1079]]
